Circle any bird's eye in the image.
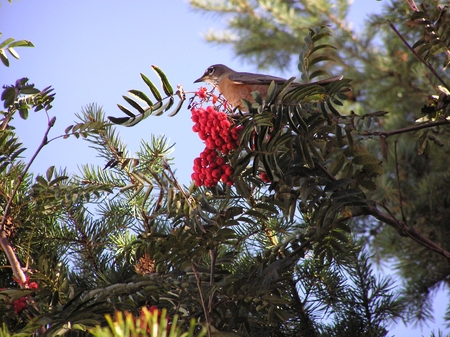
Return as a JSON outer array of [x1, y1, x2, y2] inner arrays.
[[207, 67, 215, 75]]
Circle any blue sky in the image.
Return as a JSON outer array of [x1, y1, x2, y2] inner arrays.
[[1, 1, 448, 335]]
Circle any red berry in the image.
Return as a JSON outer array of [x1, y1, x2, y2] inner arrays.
[[260, 172, 271, 183], [220, 120, 231, 128], [212, 169, 222, 178], [29, 282, 38, 290], [224, 165, 233, 176], [216, 157, 225, 166]]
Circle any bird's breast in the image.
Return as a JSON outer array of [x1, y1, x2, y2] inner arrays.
[[217, 79, 270, 111]]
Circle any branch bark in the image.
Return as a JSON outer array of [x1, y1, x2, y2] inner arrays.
[[360, 205, 450, 260], [0, 116, 56, 286], [360, 119, 450, 138]]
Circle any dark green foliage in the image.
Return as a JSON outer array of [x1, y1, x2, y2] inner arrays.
[[188, 0, 450, 333]]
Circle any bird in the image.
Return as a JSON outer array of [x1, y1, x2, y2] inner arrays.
[[194, 64, 342, 111]]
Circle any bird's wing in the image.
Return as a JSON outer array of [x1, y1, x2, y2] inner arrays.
[[290, 75, 344, 87], [228, 72, 288, 85], [229, 72, 343, 86]]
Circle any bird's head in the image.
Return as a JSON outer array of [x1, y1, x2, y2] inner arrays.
[[194, 64, 233, 86]]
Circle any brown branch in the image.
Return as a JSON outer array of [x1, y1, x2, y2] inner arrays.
[[393, 141, 406, 222], [0, 116, 56, 286], [315, 156, 450, 261], [360, 205, 450, 260], [360, 119, 450, 138], [191, 261, 212, 337], [404, 0, 419, 12], [315, 161, 337, 181], [388, 20, 450, 91], [208, 248, 216, 314]]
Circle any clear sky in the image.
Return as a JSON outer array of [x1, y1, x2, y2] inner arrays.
[[1, 1, 448, 335]]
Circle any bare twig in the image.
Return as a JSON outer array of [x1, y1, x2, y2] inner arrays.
[[0, 116, 56, 285], [388, 20, 450, 91], [208, 248, 217, 314], [393, 141, 406, 222], [360, 119, 450, 138], [360, 205, 450, 260], [191, 261, 212, 337], [405, 0, 419, 12]]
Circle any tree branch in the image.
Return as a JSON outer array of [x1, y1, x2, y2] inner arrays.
[[191, 261, 212, 337], [0, 116, 56, 286], [388, 20, 450, 91], [360, 119, 450, 138], [393, 141, 406, 222], [359, 205, 450, 260]]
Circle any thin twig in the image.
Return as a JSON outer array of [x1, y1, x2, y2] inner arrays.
[[388, 20, 450, 91], [393, 141, 406, 222], [405, 0, 419, 12], [315, 161, 337, 181], [208, 248, 216, 314], [360, 119, 450, 138], [191, 261, 212, 337], [0, 116, 56, 285]]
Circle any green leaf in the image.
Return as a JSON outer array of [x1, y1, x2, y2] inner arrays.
[[310, 43, 337, 54], [352, 154, 379, 165], [324, 178, 352, 193], [234, 176, 250, 198], [265, 80, 278, 104], [7, 47, 19, 60], [152, 65, 173, 96], [35, 175, 48, 186], [50, 176, 69, 186], [330, 188, 365, 202], [122, 95, 145, 114], [10, 147, 26, 162], [362, 164, 384, 175], [309, 69, 329, 80], [8, 40, 34, 48], [141, 72, 162, 101], [46, 166, 55, 181], [329, 153, 346, 176], [0, 38, 14, 49], [128, 89, 153, 106], [117, 104, 136, 117], [309, 55, 336, 67], [0, 49, 9, 67], [18, 107, 28, 119]]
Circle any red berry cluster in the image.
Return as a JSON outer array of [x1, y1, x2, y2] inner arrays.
[[13, 297, 27, 314], [9, 274, 38, 315], [191, 106, 241, 187]]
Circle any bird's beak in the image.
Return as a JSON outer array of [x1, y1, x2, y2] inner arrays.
[[193, 75, 207, 83]]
